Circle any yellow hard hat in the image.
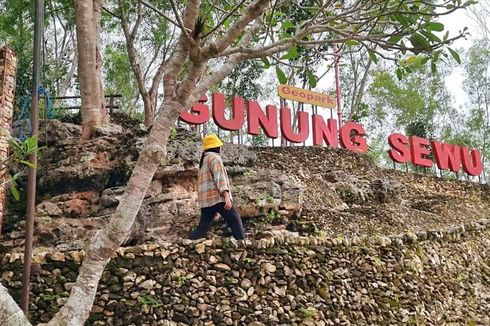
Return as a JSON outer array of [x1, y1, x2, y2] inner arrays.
[[202, 134, 223, 150]]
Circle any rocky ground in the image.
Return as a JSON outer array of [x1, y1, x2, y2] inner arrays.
[[1, 116, 490, 325], [2, 116, 490, 251]]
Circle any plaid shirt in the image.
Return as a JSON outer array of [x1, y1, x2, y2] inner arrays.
[[198, 153, 232, 208]]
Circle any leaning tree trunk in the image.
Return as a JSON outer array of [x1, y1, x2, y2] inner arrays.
[[0, 284, 30, 325], [0, 99, 185, 326], [75, 0, 104, 139], [46, 100, 183, 325]]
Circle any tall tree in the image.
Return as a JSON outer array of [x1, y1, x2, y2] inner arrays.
[[74, 0, 106, 139], [114, 0, 176, 126], [463, 39, 490, 181], [0, 0, 471, 324]]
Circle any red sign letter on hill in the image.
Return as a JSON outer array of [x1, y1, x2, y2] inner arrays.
[[431, 141, 461, 172], [388, 133, 410, 163], [247, 101, 278, 138], [280, 107, 309, 143], [461, 147, 483, 176], [180, 95, 210, 124], [409, 136, 432, 167], [312, 115, 338, 147], [339, 122, 367, 153], [212, 93, 245, 131]]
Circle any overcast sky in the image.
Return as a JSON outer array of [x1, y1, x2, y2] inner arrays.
[[442, 6, 484, 108]]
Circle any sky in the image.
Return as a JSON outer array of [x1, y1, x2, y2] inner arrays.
[[442, 6, 484, 108]]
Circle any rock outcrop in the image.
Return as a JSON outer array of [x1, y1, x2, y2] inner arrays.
[[1, 220, 489, 325], [2, 118, 490, 325]]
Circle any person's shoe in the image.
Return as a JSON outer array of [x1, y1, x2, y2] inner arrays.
[[229, 237, 239, 248]]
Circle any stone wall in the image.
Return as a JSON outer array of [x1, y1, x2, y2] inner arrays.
[[1, 219, 489, 325], [0, 47, 17, 235]]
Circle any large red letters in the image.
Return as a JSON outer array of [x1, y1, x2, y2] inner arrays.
[[387, 135, 484, 176], [388, 133, 410, 163], [431, 141, 461, 172], [180, 95, 210, 124], [312, 115, 338, 147], [339, 122, 368, 153], [180, 93, 484, 177], [461, 147, 483, 176], [247, 101, 278, 138], [280, 107, 309, 143], [212, 93, 245, 131], [409, 136, 432, 167]]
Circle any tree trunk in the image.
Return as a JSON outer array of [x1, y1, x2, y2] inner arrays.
[[0, 283, 30, 325], [46, 100, 182, 326], [75, 0, 104, 139], [143, 93, 156, 126]]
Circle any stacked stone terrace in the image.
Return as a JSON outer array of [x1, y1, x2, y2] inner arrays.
[[1, 119, 489, 324]]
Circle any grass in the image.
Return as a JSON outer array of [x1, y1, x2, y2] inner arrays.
[[138, 294, 163, 308]]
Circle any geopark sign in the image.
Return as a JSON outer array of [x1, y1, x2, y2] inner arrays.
[[180, 90, 484, 177]]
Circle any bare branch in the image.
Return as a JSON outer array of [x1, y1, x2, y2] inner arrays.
[[138, 0, 185, 31], [202, 0, 248, 38], [204, 0, 271, 58], [169, 0, 193, 42]]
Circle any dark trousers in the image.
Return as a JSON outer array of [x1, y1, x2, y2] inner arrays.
[[189, 202, 245, 240]]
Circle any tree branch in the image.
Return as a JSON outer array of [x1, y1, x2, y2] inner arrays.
[[169, 0, 193, 42], [138, 0, 185, 31], [204, 0, 271, 58]]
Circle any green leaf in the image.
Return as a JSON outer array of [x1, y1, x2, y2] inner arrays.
[[396, 68, 403, 80], [448, 47, 461, 64], [368, 50, 378, 64], [426, 22, 444, 32], [345, 39, 360, 46], [276, 66, 288, 84], [410, 33, 430, 50], [306, 69, 317, 88], [431, 61, 437, 73], [281, 21, 295, 30], [261, 57, 270, 69], [434, 51, 441, 62], [26, 136, 38, 154], [443, 31, 449, 42], [10, 180, 20, 201], [20, 160, 36, 168], [281, 46, 299, 60], [388, 34, 402, 44]]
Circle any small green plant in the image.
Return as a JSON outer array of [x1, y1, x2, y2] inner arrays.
[[169, 128, 177, 140], [138, 294, 163, 307], [266, 210, 280, 223], [373, 256, 383, 267], [174, 274, 187, 286], [3, 135, 43, 200], [41, 293, 60, 302], [243, 168, 253, 176], [299, 307, 316, 320], [244, 257, 255, 264]]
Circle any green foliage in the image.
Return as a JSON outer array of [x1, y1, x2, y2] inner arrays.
[[138, 294, 162, 307], [41, 293, 61, 302], [1, 135, 42, 201], [275, 66, 288, 84], [103, 44, 139, 116], [173, 274, 187, 286], [368, 63, 451, 134], [298, 307, 316, 320], [169, 128, 177, 140], [266, 210, 280, 223], [243, 168, 253, 177]]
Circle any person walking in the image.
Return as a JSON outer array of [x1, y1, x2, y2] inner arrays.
[[189, 134, 246, 240]]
